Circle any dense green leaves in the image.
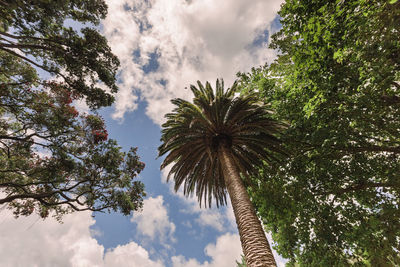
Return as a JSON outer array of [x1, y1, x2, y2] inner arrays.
[[0, 82, 145, 220], [0, 0, 119, 108], [159, 80, 284, 207], [0, 0, 146, 220], [239, 0, 400, 265]]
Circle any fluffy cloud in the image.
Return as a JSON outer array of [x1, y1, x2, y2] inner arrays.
[[131, 196, 176, 246], [104, 243, 164, 267], [187, 197, 235, 233], [171, 233, 242, 267], [172, 232, 287, 267], [161, 165, 288, 265], [224, 204, 236, 230], [0, 206, 163, 267], [0, 205, 286, 266], [102, 0, 283, 124], [194, 209, 225, 232]]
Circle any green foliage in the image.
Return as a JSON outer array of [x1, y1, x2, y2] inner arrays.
[[0, 0, 119, 108], [158, 80, 284, 207], [238, 0, 400, 265], [0, 0, 146, 220], [0, 81, 145, 220]]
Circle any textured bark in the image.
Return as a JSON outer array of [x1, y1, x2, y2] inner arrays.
[[218, 143, 277, 267]]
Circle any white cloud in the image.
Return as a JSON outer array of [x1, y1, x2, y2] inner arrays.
[[0, 203, 287, 267], [0, 207, 102, 267], [171, 231, 287, 267], [131, 196, 176, 246], [0, 205, 163, 267], [160, 164, 171, 184], [180, 195, 232, 233], [171, 233, 242, 267], [224, 204, 237, 230], [104, 243, 164, 267], [195, 210, 225, 232], [99, 2, 288, 264], [160, 167, 288, 265], [102, 0, 283, 124]]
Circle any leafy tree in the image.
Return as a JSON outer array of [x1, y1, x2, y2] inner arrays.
[[0, 0, 119, 108], [238, 0, 400, 265], [0, 0, 146, 220], [159, 80, 285, 266], [0, 81, 145, 219]]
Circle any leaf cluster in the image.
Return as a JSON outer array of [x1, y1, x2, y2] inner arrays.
[[0, 81, 145, 220], [0, 0, 146, 220], [0, 0, 119, 108], [238, 0, 400, 265]]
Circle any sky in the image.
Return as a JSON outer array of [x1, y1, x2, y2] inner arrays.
[[0, 0, 287, 266]]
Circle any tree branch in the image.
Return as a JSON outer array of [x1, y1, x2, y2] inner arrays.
[[0, 47, 55, 73], [0, 47, 69, 84], [0, 42, 57, 52], [0, 31, 63, 45], [0, 191, 59, 204]]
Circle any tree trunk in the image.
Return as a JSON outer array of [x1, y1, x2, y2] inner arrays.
[[218, 143, 277, 267]]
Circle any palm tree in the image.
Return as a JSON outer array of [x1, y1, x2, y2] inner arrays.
[[158, 79, 284, 267]]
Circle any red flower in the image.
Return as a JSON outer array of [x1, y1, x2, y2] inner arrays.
[[92, 129, 108, 143]]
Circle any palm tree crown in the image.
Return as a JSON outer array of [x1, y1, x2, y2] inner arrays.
[[158, 79, 283, 208]]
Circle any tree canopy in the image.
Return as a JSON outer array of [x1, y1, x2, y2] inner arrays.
[[0, 81, 145, 219], [238, 0, 400, 265], [0, 0, 119, 108], [0, 0, 146, 220]]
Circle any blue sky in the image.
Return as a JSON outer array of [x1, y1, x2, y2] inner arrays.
[[0, 0, 286, 266]]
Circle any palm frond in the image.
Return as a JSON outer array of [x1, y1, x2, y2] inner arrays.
[[159, 79, 285, 207]]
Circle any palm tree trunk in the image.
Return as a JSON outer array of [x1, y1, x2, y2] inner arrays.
[[219, 143, 277, 267]]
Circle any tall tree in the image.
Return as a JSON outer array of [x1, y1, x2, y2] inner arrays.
[[238, 0, 400, 265], [0, 0, 146, 220], [0, 80, 145, 219], [159, 80, 285, 267]]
